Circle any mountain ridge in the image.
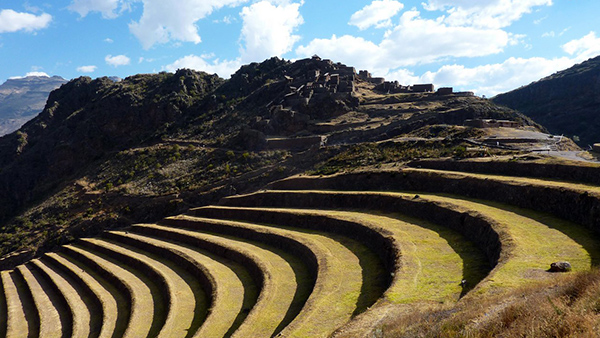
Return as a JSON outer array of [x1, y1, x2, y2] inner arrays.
[[0, 75, 68, 136], [493, 55, 600, 147]]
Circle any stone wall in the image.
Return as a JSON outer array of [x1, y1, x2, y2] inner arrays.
[[464, 119, 520, 128], [266, 135, 324, 150], [409, 159, 600, 185]]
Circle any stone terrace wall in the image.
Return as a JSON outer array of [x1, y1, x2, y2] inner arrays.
[[269, 170, 600, 237], [409, 159, 600, 186]]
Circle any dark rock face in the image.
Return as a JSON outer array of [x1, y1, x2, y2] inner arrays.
[[549, 261, 572, 272], [0, 76, 67, 136], [493, 55, 600, 147], [0, 70, 223, 221]]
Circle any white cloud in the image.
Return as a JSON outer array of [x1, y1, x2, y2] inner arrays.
[[9, 71, 50, 79], [298, 9, 508, 70], [77, 65, 97, 73], [104, 37, 114, 43], [0, 9, 52, 33], [534, 16, 547, 25], [422, 0, 553, 29], [129, 0, 248, 49], [562, 31, 600, 61], [349, 0, 404, 30], [164, 55, 242, 78], [380, 10, 508, 64], [297, 34, 382, 71], [68, 0, 122, 19], [105, 54, 131, 67], [382, 56, 576, 97], [541, 27, 569, 38], [214, 15, 235, 24], [239, 1, 304, 62], [400, 31, 600, 96]]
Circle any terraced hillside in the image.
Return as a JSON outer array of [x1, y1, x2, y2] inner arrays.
[[1, 161, 600, 337]]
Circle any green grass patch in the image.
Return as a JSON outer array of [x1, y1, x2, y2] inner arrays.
[[410, 193, 600, 295], [326, 210, 486, 304]]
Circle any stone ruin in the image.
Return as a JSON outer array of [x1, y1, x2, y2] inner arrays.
[[464, 119, 521, 129], [282, 56, 357, 109], [279, 57, 461, 111], [356, 70, 448, 95]]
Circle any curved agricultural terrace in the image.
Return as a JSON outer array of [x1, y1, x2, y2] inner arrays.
[[1, 162, 600, 337]]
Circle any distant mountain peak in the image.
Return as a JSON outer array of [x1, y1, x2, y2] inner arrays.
[[0, 75, 68, 136]]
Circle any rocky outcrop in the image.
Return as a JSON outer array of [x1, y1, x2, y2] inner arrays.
[[0, 70, 223, 222], [549, 261, 572, 272], [493, 55, 600, 147]]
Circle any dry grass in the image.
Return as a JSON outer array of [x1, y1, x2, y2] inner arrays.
[[381, 268, 600, 337]]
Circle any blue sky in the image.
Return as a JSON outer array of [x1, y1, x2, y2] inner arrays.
[[1, 0, 599, 96]]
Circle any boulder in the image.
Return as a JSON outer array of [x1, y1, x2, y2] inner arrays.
[[549, 261, 572, 272]]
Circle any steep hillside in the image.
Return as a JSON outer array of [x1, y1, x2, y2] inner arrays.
[[0, 76, 67, 136], [493, 55, 600, 147], [0, 57, 541, 263]]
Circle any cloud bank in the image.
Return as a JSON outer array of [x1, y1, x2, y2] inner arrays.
[[0, 9, 52, 33]]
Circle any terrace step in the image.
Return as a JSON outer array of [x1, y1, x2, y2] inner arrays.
[[412, 193, 600, 294], [223, 189, 599, 295], [0, 270, 6, 338], [129, 223, 309, 338], [81, 237, 197, 338], [4, 164, 600, 337], [101, 231, 209, 337], [43, 252, 120, 338], [403, 167, 600, 195], [62, 244, 153, 338], [77, 238, 174, 338], [1, 270, 33, 337], [103, 230, 253, 338], [15, 264, 65, 338], [269, 169, 600, 231], [164, 214, 385, 337], [30, 259, 89, 338]]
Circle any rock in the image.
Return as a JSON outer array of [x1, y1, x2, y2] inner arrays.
[[549, 261, 572, 272], [230, 127, 267, 150]]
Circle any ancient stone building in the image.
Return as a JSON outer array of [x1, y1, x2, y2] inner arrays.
[[464, 119, 521, 128], [412, 84, 435, 92], [437, 87, 453, 95], [281, 57, 358, 109]]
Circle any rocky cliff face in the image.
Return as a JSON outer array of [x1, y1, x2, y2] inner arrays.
[[493, 55, 600, 147], [0, 70, 223, 221], [0, 76, 67, 136]]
